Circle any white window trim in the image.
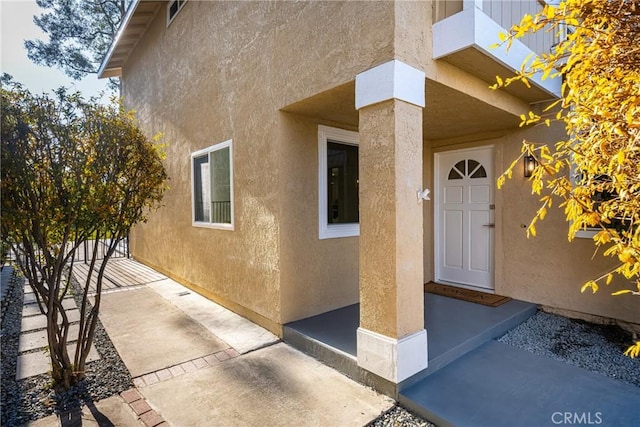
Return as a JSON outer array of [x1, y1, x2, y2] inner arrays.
[[167, 0, 188, 27], [575, 229, 598, 239], [191, 139, 234, 231], [318, 125, 359, 239]]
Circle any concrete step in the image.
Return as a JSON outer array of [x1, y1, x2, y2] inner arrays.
[[284, 295, 538, 395], [400, 296, 537, 390], [283, 325, 360, 379], [283, 304, 361, 384], [399, 340, 640, 427]]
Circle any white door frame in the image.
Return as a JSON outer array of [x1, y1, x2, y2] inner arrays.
[[434, 145, 495, 291]]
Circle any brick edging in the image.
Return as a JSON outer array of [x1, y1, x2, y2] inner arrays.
[[121, 388, 167, 427], [120, 347, 241, 426], [132, 347, 240, 388]]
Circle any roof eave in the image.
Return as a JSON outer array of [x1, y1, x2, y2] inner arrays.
[[98, 0, 160, 79]]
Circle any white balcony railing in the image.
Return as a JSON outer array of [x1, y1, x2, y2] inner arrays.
[[434, 0, 561, 57], [432, 0, 562, 100], [482, 0, 561, 55]]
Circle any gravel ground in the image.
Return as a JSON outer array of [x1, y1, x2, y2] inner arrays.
[[0, 269, 134, 427], [368, 405, 436, 427], [498, 310, 640, 387]]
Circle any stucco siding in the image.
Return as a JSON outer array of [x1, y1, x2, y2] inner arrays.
[[278, 113, 360, 323], [121, 0, 397, 329], [117, 0, 636, 329]]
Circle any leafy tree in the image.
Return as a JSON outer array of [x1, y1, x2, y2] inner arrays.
[[1, 74, 167, 389], [494, 0, 640, 357], [25, 0, 129, 84]]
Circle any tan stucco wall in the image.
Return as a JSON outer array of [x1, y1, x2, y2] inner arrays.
[[124, 1, 284, 331], [359, 99, 425, 338], [121, 0, 398, 331], [278, 113, 360, 322], [422, 141, 434, 282], [119, 0, 636, 331], [392, 0, 430, 70]]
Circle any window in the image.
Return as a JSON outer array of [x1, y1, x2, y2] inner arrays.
[[191, 140, 233, 230], [447, 159, 487, 180], [167, 0, 188, 26], [318, 126, 359, 239], [572, 171, 625, 239]]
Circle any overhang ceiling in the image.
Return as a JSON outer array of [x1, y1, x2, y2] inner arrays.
[[282, 79, 521, 142]]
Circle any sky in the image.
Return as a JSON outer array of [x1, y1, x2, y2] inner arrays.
[[0, 0, 111, 99]]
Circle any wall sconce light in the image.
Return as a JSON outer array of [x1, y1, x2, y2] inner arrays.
[[523, 154, 537, 178]]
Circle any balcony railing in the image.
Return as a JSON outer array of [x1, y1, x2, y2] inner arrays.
[[434, 0, 561, 57], [211, 201, 232, 224], [432, 0, 562, 101], [483, 0, 560, 55], [195, 201, 232, 224]]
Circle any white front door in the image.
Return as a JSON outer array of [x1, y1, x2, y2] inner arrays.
[[435, 146, 495, 290]]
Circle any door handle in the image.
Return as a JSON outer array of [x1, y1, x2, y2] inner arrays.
[[483, 224, 495, 228]]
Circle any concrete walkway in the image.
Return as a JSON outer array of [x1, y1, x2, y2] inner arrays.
[[400, 340, 640, 427], [15, 260, 393, 426]]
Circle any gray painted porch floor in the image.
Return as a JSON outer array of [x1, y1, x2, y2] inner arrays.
[[284, 294, 640, 426], [284, 294, 536, 368]]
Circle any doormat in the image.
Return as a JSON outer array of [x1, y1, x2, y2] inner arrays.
[[424, 282, 512, 307]]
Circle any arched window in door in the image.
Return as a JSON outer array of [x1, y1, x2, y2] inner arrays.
[[447, 159, 487, 180]]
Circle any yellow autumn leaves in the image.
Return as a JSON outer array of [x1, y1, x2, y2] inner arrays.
[[493, 0, 640, 356]]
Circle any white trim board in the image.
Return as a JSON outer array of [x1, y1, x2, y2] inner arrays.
[[355, 60, 426, 110], [357, 327, 428, 383], [318, 125, 360, 239]]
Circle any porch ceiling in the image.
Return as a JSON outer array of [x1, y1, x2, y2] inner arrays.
[[423, 79, 521, 140], [440, 49, 553, 103], [282, 79, 521, 141], [282, 82, 359, 129]]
